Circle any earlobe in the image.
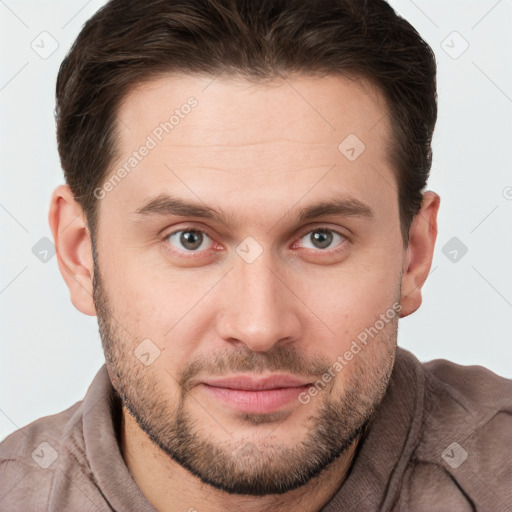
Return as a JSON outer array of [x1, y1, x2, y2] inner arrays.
[[399, 191, 440, 318], [48, 184, 97, 316]]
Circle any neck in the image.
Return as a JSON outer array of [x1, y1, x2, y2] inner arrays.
[[120, 408, 361, 512]]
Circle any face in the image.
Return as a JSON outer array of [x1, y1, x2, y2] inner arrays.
[[92, 73, 406, 495]]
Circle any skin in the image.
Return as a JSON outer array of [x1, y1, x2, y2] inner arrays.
[[49, 73, 439, 512]]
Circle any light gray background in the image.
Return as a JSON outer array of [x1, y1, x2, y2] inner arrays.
[[1, 0, 511, 441]]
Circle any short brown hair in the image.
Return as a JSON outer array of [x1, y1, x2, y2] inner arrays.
[[56, 0, 437, 245]]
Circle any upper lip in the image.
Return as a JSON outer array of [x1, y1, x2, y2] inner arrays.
[[201, 375, 313, 391]]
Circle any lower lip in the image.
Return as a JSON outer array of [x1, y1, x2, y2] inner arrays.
[[200, 384, 311, 414]]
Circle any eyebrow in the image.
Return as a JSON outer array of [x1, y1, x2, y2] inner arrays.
[[132, 193, 374, 225]]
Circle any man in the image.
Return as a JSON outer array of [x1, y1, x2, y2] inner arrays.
[[1, 0, 510, 510]]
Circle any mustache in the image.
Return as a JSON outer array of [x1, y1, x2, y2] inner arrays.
[[178, 345, 332, 393]]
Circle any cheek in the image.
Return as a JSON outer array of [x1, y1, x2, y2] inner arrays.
[[303, 265, 399, 328], [103, 245, 198, 324], [102, 263, 213, 378], [293, 257, 401, 361]]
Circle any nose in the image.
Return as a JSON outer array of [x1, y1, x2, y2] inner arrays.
[[215, 252, 302, 352]]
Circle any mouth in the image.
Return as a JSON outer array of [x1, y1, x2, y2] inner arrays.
[[198, 374, 313, 414]]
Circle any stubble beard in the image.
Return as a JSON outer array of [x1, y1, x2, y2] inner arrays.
[[92, 256, 398, 496]]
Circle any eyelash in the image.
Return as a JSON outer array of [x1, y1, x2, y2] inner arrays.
[[162, 225, 349, 258]]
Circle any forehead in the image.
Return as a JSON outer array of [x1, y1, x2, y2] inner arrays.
[[117, 72, 390, 150], [103, 73, 397, 227]]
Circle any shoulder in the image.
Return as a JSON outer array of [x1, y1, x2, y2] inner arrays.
[[0, 398, 85, 464], [0, 400, 86, 510], [421, 356, 512, 450], [408, 355, 512, 509], [423, 356, 512, 406]]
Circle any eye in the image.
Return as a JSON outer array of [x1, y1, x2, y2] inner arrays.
[[163, 226, 347, 258], [297, 229, 346, 250], [165, 229, 213, 252]]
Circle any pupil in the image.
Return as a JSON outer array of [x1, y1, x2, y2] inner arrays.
[[181, 231, 202, 250], [312, 230, 332, 249]]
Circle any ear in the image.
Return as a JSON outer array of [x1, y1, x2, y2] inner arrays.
[[399, 191, 440, 318], [48, 184, 97, 316]]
